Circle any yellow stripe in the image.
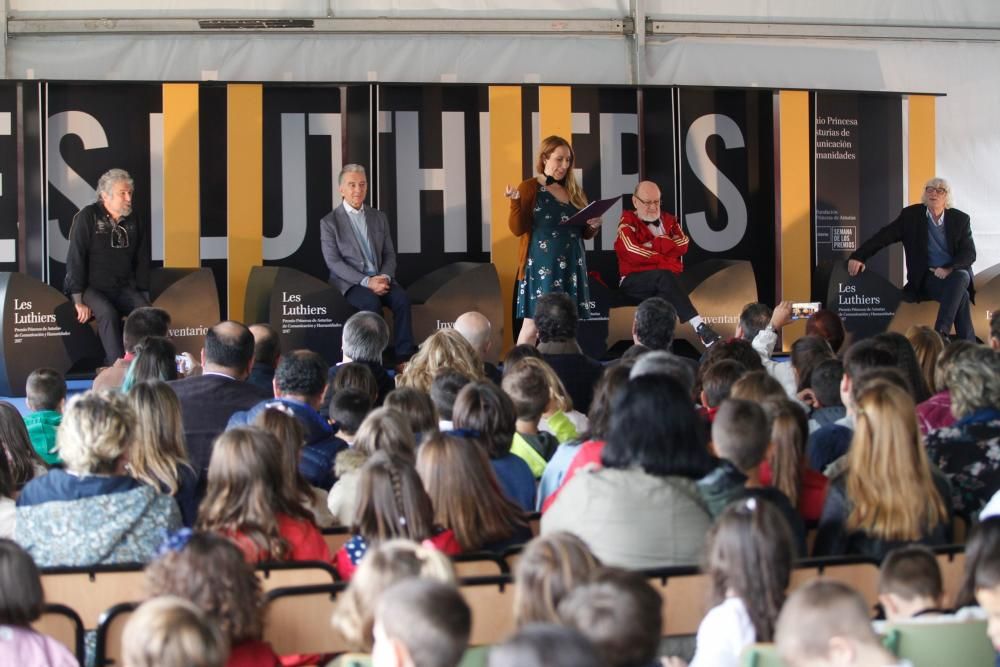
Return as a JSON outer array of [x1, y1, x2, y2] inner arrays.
[[539, 86, 572, 146], [489, 86, 523, 350], [227, 84, 263, 322], [162, 83, 201, 267], [778, 90, 811, 350], [908, 96, 936, 205]]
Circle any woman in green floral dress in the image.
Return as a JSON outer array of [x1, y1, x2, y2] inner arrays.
[[506, 135, 601, 345]]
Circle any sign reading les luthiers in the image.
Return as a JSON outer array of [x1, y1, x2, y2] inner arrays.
[[0, 272, 103, 396], [824, 261, 901, 340], [256, 267, 354, 366], [813, 93, 904, 337]]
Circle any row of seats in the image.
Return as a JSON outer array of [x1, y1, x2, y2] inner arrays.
[[35, 545, 968, 666], [742, 618, 995, 667]]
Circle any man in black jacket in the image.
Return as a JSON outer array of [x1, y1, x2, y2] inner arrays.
[[848, 177, 977, 340], [64, 168, 151, 363]]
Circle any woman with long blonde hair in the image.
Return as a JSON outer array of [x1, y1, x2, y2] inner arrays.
[[505, 135, 602, 345], [814, 382, 951, 559], [126, 381, 199, 526], [905, 325, 945, 395], [395, 328, 485, 393]]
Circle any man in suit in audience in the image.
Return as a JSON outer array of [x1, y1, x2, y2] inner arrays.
[[534, 292, 603, 414], [454, 311, 502, 384], [323, 311, 395, 412], [229, 350, 345, 491], [320, 163, 416, 363], [169, 321, 272, 479]]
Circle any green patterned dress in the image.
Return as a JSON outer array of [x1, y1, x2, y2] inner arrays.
[[515, 185, 592, 319]]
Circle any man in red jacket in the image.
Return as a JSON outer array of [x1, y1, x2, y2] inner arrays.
[[615, 180, 720, 347]]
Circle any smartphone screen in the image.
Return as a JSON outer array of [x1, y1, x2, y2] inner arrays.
[[791, 302, 821, 320]]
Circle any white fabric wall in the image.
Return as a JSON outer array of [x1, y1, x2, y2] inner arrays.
[[4, 1, 1000, 272]]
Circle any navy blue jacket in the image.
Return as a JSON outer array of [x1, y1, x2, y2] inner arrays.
[[228, 397, 348, 491]]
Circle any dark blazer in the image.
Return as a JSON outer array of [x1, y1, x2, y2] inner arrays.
[[168, 373, 273, 477], [850, 204, 976, 302], [540, 349, 604, 414], [319, 203, 398, 295]]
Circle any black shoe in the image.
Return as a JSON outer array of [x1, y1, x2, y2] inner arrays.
[[696, 322, 722, 348]]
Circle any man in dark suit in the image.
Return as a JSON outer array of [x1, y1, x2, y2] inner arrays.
[[320, 164, 416, 361], [534, 292, 604, 414], [849, 177, 977, 340], [169, 320, 272, 479]]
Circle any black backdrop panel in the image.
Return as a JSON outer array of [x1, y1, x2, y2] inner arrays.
[[676, 88, 775, 304]]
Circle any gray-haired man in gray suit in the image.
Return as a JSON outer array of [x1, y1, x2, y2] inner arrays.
[[320, 164, 416, 361]]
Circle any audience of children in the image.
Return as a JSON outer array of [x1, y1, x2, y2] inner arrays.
[[0, 539, 78, 666], [416, 432, 531, 553], [543, 374, 714, 569], [759, 398, 829, 523], [16, 391, 180, 566], [776, 580, 905, 667], [196, 426, 330, 563], [121, 335, 181, 391], [697, 399, 806, 554], [558, 567, 664, 667], [327, 407, 416, 526], [383, 387, 439, 442], [396, 329, 486, 393], [336, 451, 461, 580], [370, 579, 471, 667], [332, 539, 457, 653], [5, 301, 1000, 666], [22, 368, 66, 465], [122, 596, 228, 667], [917, 339, 975, 435], [536, 362, 631, 511], [487, 624, 602, 667], [253, 406, 335, 528], [126, 380, 200, 527], [513, 531, 601, 626], [670, 497, 795, 667], [805, 358, 846, 432], [144, 531, 282, 666], [501, 359, 563, 477], [451, 381, 536, 511], [0, 400, 46, 491], [813, 382, 952, 559], [877, 545, 947, 622], [924, 344, 1000, 519], [429, 369, 471, 432]]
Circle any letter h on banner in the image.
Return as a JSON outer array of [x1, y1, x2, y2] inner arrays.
[[380, 110, 467, 254]]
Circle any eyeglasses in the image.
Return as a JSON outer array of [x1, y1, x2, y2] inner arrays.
[[634, 195, 661, 207], [111, 222, 130, 249], [925, 186, 948, 195]]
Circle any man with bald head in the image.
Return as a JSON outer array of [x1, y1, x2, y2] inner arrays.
[[453, 311, 501, 383], [615, 181, 720, 347], [169, 320, 272, 479]]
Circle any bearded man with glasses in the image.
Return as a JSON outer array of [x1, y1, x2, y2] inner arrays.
[[848, 176, 977, 341], [65, 168, 151, 363], [614, 180, 721, 348]]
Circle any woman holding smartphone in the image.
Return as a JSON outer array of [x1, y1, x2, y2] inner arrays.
[[505, 136, 601, 346]]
